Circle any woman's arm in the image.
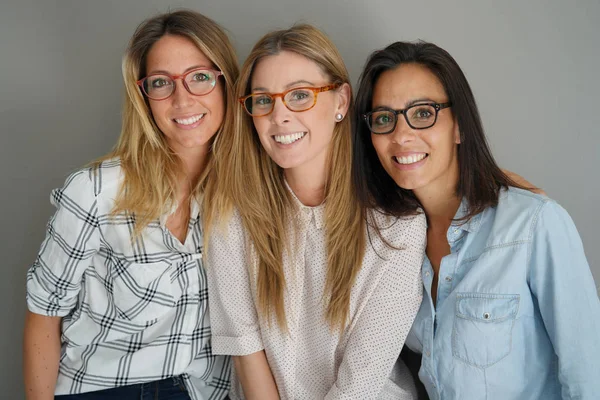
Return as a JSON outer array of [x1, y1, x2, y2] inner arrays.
[[23, 311, 61, 400], [502, 169, 546, 195], [233, 351, 279, 400], [528, 201, 600, 398], [325, 213, 427, 400], [24, 170, 101, 398], [205, 210, 279, 399]]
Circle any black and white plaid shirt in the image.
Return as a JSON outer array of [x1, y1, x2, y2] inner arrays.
[[26, 159, 230, 399]]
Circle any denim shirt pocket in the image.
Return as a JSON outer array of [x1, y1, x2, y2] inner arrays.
[[452, 292, 520, 368]]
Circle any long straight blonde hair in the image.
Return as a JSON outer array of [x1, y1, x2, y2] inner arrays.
[[93, 10, 239, 234], [206, 24, 365, 331]]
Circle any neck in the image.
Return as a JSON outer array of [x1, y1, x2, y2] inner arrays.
[[284, 156, 328, 207], [414, 167, 461, 233], [176, 146, 210, 198]]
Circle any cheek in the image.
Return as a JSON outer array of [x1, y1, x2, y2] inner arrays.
[[370, 135, 388, 161], [305, 107, 335, 141], [252, 118, 272, 148], [148, 100, 167, 121]]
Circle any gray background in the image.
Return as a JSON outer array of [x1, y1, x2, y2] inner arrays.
[[1, 0, 598, 398]]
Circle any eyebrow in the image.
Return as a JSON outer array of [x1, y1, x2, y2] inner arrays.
[[252, 79, 317, 93], [372, 97, 437, 110], [147, 65, 212, 75]]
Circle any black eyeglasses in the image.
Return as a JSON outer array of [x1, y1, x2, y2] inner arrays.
[[363, 102, 452, 134]]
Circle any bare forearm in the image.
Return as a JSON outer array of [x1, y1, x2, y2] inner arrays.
[[23, 311, 61, 400], [233, 351, 279, 400]]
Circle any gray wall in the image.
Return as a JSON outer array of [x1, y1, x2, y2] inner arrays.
[[1, 0, 598, 398]]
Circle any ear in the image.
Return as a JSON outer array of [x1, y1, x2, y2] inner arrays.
[[453, 120, 461, 144], [335, 82, 351, 116]]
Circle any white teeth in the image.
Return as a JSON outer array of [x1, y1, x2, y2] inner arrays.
[[395, 153, 427, 164], [174, 114, 204, 125], [273, 132, 306, 145]]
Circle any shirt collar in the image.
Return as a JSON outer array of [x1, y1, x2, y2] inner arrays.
[[159, 196, 201, 227], [285, 180, 326, 230], [447, 198, 483, 242]]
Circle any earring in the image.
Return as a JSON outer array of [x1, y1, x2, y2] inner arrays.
[[335, 113, 344, 121]]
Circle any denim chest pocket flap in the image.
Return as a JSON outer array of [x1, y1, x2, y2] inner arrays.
[[452, 293, 520, 368]]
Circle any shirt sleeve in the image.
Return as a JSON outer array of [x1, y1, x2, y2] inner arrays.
[[26, 169, 100, 317], [325, 213, 426, 400], [528, 200, 600, 399], [205, 209, 264, 356]]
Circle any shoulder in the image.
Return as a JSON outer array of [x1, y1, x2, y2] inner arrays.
[[51, 158, 123, 211], [209, 206, 245, 242], [368, 209, 427, 249], [486, 187, 570, 243]]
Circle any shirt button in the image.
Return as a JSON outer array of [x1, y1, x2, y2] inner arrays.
[[425, 271, 431, 277], [425, 351, 431, 357], [445, 276, 452, 282], [483, 312, 491, 319]]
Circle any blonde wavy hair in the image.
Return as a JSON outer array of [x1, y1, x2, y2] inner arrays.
[[206, 24, 366, 331], [93, 10, 239, 235]]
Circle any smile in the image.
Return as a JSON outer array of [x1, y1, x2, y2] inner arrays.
[[394, 153, 428, 165], [273, 132, 306, 145], [174, 114, 205, 125]]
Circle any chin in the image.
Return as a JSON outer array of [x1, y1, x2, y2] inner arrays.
[[388, 173, 423, 191]]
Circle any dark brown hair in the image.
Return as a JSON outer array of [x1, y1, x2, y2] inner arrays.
[[352, 41, 524, 220]]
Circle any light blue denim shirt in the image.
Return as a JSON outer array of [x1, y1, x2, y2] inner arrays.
[[404, 187, 600, 399]]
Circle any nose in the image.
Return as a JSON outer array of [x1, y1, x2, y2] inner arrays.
[[269, 96, 291, 125], [171, 79, 194, 109], [390, 115, 416, 144]]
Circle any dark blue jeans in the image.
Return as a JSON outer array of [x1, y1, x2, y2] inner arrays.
[[55, 376, 191, 400]]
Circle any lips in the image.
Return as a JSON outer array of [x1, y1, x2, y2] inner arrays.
[[173, 114, 205, 125], [394, 153, 428, 165], [273, 131, 306, 145]]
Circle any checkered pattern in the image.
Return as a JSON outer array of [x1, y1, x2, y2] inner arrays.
[[26, 159, 231, 399]]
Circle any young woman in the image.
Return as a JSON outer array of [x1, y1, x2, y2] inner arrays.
[[204, 25, 426, 399], [23, 10, 238, 399], [353, 41, 600, 399]]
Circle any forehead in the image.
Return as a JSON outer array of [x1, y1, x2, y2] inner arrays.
[[251, 50, 328, 91], [372, 63, 447, 107], [145, 34, 213, 73]]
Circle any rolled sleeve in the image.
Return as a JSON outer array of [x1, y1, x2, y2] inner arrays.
[[528, 200, 600, 399], [26, 170, 100, 317], [205, 210, 264, 356]]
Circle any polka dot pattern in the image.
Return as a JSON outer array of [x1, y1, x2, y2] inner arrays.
[[206, 200, 426, 400]]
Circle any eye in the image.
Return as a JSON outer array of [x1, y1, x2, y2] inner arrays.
[[374, 113, 394, 126], [150, 77, 170, 88], [191, 72, 210, 82], [253, 95, 273, 106], [412, 107, 433, 120], [289, 90, 309, 100], [286, 89, 313, 104]]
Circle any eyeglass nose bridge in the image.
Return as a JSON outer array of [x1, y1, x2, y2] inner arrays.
[[169, 77, 193, 98], [269, 93, 292, 116]]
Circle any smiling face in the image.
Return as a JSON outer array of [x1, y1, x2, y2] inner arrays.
[[145, 34, 225, 157], [250, 50, 349, 175], [370, 63, 461, 197]]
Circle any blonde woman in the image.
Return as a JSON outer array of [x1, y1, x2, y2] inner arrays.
[[205, 25, 426, 399], [23, 10, 238, 400]]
